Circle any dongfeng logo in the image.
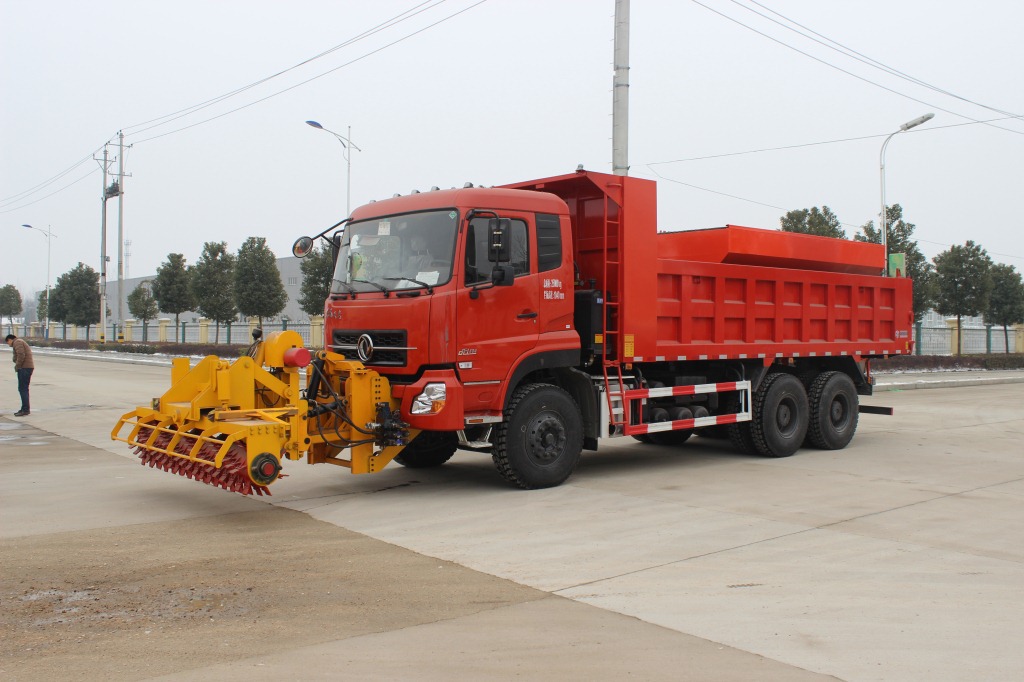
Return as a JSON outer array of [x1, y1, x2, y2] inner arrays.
[[357, 334, 374, 362]]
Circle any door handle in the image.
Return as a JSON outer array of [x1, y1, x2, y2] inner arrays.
[[517, 311, 538, 319]]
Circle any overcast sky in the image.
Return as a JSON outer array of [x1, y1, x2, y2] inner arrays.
[[3, 0, 1022, 298]]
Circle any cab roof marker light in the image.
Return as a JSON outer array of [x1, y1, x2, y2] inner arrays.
[[431, 186, 440, 191]]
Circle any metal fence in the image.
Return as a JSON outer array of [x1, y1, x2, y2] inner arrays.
[[14, 321, 313, 346], [9, 320, 1018, 356], [914, 324, 1017, 355]]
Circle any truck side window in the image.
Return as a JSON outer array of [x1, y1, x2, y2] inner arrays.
[[536, 213, 562, 273], [466, 218, 529, 285]]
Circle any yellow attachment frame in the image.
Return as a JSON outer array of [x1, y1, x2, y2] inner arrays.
[[111, 331, 412, 492]]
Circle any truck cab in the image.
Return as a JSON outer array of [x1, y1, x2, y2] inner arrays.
[[323, 185, 581, 435]]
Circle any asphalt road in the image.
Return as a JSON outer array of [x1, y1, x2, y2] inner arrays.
[[2, 353, 1022, 681]]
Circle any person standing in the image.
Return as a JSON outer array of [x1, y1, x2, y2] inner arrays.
[[6, 334, 33, 416]]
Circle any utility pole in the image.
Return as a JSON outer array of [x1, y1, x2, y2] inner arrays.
[[97, 145, 110, 343], [116, 130, 128, 340], [612, 0, 630, 176]]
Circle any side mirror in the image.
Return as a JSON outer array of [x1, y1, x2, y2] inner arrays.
[[487, 218, 511, 263], [292, 236, 314, 258], [491, 264, 515, 287]]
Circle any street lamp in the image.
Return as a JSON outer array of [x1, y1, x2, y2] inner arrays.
[[306, 120, 362, 216], [21, 224, 55, 336], [880, 113, 934, 276]]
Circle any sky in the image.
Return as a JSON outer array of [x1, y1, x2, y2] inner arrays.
[[2, 0, 1023, 299]]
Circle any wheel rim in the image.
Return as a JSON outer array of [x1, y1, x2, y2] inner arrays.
[[526, 411, 567, 466], [776, 398, 797, 436], [829, 394, 850, 429]]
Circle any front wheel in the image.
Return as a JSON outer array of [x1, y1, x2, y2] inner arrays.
[[492, 384, 583, 489], [393, 430, 458, 468]]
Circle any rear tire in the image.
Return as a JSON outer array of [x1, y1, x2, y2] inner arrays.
[[751, 373, 809, 458], [492, 384, 583, 489], [806, 371, 859, 450], [393, 430, 457, 468]]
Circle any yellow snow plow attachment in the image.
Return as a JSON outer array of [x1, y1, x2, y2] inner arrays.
[[111, 331, 415, 495]]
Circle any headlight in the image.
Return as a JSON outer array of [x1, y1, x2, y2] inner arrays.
[[411, 383, 447, 415]]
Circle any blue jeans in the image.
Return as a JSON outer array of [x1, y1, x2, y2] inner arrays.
[[16, 368, 32, 412]]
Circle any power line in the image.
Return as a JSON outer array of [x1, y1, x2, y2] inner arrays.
[[0, 168, 99, 214], [123, 0, 447, 137], [733, 0, 1023, 121], [0, 149, 101, 207], [129, 0, 489, 144], [688, 0, 1024, 136], [2, 1, 488, 207], [644, 116, 1019, 166], [641, 167, 1023, 263]]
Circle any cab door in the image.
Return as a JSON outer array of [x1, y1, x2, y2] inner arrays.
[[455, 214, 539, 411]]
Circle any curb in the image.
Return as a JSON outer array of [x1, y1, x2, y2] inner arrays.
[[875, 374, 1024, 391]]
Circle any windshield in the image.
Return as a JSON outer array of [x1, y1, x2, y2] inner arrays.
[[331, 209, 459, 294]]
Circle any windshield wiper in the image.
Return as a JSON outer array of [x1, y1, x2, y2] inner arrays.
[[331, 278, 357, 298], [352, 278, 390, 297], [383, 277, 434, 295]]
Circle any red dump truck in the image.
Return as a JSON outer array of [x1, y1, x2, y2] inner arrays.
[[315, 168, 912, 486], [115, 168, 913, 495]]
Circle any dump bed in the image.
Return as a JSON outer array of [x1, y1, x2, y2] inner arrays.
[[503, 170, 914, 364]]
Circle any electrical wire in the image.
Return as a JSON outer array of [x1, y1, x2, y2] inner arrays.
[[130, 0, 489, 145], [639, 166, 1024, 263], [688, 0, 1024, 136], [123, 0, 447, 137], [3, 1, 485, 208], [0, 167, 99, 215], [0, 149, 101, 207], [732, 0, 1023, 121], [644, 116, 1019, 166]]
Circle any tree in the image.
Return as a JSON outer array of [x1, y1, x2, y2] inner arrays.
[[298, 241, 335, 316], [855, 204, 934, 322], [933, 241, 993, 356], [53, 263, 101, 336], [0, 284, 22, 333], [985, 263, 1024, 353], [152, 253, 194, 343], [779, 206, 846, 239], [36, 289, 49, 325], [127, 283, 160, 341], [234, 237, 288, 327], [190, 241, 237, 343]]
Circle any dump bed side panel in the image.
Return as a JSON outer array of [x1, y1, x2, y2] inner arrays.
[[626, 258, 914, 363]]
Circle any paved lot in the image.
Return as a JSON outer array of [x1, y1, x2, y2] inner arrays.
[[2, 353, 1022, 681]]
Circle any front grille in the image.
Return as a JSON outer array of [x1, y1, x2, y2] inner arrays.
[[332, 329, 409, 366]]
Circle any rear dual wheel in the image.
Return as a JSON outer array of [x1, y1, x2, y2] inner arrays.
[[751, 373, 809, 458], [806, 371, 859, 450]]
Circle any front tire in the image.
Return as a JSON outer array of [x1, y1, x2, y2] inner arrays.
[[393, 430, 458, 468], [492, 384, 583, 489]]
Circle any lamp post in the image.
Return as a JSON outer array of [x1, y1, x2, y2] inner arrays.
[[21, 224, 55, 336], [306, 120, 362, 216], [880, 112, 934, 276]]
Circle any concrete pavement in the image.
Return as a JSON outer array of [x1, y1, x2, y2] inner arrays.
[[2, 353, 1023, 680]]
